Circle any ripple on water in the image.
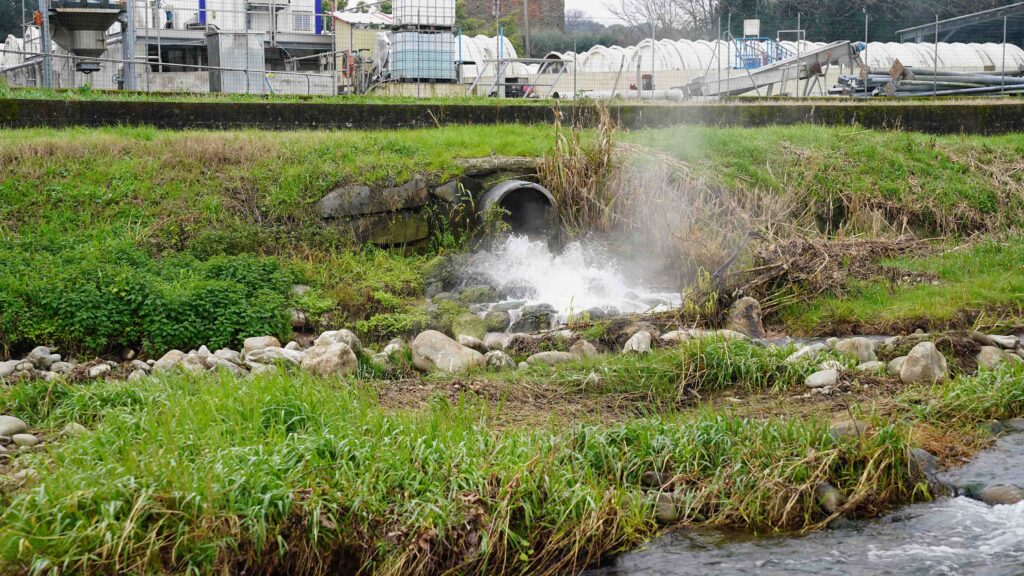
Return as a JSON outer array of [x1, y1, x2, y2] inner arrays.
[[588, 432, 1024, 576]]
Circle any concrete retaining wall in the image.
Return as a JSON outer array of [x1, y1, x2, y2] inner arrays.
[[3, 98, 1024, 134]]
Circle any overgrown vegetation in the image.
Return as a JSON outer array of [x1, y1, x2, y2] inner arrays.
[[0, 371, 922, 575], [0, 125, 555, 353]]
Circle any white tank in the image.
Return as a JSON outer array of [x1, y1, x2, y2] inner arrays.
[[393, 0, 455, 28]]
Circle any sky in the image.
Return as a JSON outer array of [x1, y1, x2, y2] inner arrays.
[[564, 0, 626, 25]]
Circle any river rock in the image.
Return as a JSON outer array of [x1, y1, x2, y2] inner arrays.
[[814, 482, 845, 514], [526, 351, 578, 366], [826, 337, 839, 349], [509, 304, 557, 333], [0, 360, 18, 378], [0, 416, 27, 437], [246, 347, 304, 366], [213, 349, 242, 365], [205, 356, 243, 374], [641, 470, 671, 488], [484, 351, 517, 370], [458, 335, 489, 354], [180, 354, 208, 373], [977, 346, 1005, 369], [786, 343, 828, 364], [12, 434, 39, 448], [835, 337, 877, 363], [829, 419, 873, 441], [15, 362, 32, 372], [285, 341, 301, 352], [909, 447, 940, 476], [805, 369, 840, 389], [1005, 351, 1024, 366], [451, 313, 487, 341], [61, 422, 88, 437], [725, 297, 766, 339], [570, 340, 598, 359], [483, 309, 511, 332], [900, 342, 948, 384], [412, 331, 484, 374], [856, 361, 886, 373], [383, 338, 408, 357], [887, 356, 907, 376], [491, 301, 527, 313], [483, 333, 512, 351], [659, 330, 690, 344], [653, 492, 680, 524], [25, 346, 53, 369], [458, 284, 499, 304], [50, 362, 73, 375], [314, 330, 362, 353], [990, 335, 1019, 349], [243, 336, 282, 356], [87, 364, 111, 379], [302, 342, 358, 377], [623, 331, 653, 354], [128, 369, 147, 382], [978, 484, 1024, 506]]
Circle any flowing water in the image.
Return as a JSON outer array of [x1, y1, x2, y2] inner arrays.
[[467, 235, 680, 326], [588, 430, 1024, 576]]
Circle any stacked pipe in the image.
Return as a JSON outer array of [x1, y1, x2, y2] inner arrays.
[[831, 59, 1024, 97]]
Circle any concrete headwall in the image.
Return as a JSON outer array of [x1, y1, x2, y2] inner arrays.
[[3, 98, 1024, 134]]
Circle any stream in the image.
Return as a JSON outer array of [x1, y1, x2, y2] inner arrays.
[[588, 429, 1024, 576]]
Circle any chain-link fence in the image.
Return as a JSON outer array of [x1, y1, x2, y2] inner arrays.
[[4, 2, 1024, 99]]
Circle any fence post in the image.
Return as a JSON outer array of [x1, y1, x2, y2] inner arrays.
[[933, 13, 938, 95], [863, 8, 868, 98], [1002, 16, 1008, 94], [37, 0, 52, 88]]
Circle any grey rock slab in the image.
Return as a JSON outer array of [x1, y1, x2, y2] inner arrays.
[[0, 416, 28, 437], [411, 330, 484, 374], [900, 342, 948, 384], [805, 369, 840, 389]]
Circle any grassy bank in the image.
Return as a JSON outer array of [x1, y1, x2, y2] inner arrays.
[[0, 125, 555, 355], [781, 237, 1024, 334], [625, 125, 1024, 235], [0, 370, 918, 575]]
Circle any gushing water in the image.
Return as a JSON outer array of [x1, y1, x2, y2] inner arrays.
[[467, 235, 680, 324]]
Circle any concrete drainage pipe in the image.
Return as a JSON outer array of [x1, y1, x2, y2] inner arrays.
[[478, 180, 558, 238]]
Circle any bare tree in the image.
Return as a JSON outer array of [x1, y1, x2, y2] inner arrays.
[[605, 0, 688, 35]]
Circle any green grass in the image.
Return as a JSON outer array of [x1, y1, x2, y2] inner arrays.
[[781, 237, 1024, 334], [624, 126, 1024, 235], [0, 125, 556, 354], [0, 371, 920, 575]]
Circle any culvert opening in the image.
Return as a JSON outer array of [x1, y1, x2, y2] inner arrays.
[[479, 180, 558, 238]]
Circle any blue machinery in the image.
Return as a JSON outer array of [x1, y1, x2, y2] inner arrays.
[[733, 37, 794, 69]]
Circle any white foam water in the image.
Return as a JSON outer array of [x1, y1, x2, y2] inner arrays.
[[467, 235, 681, 324]]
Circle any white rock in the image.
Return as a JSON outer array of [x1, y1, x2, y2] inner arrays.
[[12, 434, 39, 447], [457, 335, 489, 354], [127, 369, 147, 382], [383, 338, 408, 357], [314, 330, 362, 353], [623, 331, 653, 354], [411, 331, 484, 374], [196, 345, 212, 357], [483, 332, 512, 351], [570, 340, 598, 358], [526, 351, 578, 366], [786, 343, 828, 364], [0, 416, 28, 437], [805, 369, 840, 388], [130, 359, 151, 373], [245, 347, 304, 366], [214, 349, 242, 365], [825, 337, 839, 349], [152, 350, 186, 373], [49, 361, 73, 375], [247, 363, 279, 376], [242, 336, 283, 357], [205, 356, 243, 374], [900, 342, 948, 384], [87, 364, 111, 379], [990, 335, 1019, 350], [835, 337, 876, 363], [888, 356, 907, 376], [1005, 351, 1024, 366], [60, 423, 88, 437], [0, 360, 18, 378], [180, 354, 209, 373], [659, 330, 691, 344], [856, 361, 886, 373], [25, 346, 53, 368], [484, 350, 517, 370], [285, 341, 302, 351], [301, 342, 359, 377], [977, 346, 1005, 370]]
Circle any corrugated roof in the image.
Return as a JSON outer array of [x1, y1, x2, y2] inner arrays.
[[332, 11, 394, 26]]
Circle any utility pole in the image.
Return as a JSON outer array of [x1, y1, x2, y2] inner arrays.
[[522, 0, 530, 58]]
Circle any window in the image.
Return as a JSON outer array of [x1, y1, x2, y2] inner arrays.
[[293, 11, 311, 31]]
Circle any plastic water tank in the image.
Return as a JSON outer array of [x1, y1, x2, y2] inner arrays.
[[391, 31, 456, 81], [393, 0, 455, 28]]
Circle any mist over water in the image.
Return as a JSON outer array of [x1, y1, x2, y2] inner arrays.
[[467, 235, 680, 323]]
